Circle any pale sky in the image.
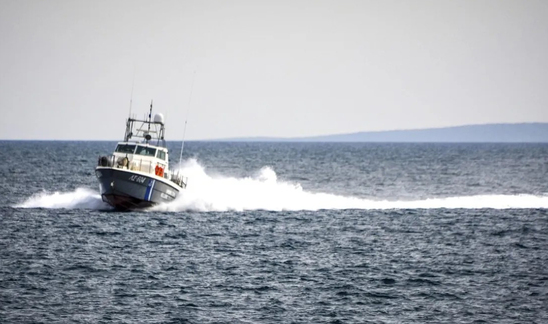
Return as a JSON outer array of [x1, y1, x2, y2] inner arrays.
[[1, 0, 547, 140]]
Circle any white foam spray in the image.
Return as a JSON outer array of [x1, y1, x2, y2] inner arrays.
[[151, 159, 548, 212], [16, 188, 110, 210], [15, 159, 548, 211]]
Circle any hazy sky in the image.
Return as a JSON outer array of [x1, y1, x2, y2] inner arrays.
[[1, 0, 547, 140]]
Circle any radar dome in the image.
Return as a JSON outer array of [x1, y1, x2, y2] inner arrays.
[[153, 113, 165, 124]]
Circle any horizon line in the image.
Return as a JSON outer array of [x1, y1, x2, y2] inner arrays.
[[1, 122, 547, 142]]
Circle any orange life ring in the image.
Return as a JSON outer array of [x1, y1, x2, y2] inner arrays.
[[155, 164, 164, 177]]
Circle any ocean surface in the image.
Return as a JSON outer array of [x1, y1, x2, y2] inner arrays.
[[1, 141, 547, 323]]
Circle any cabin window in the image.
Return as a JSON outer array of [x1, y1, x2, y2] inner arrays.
[[157, 150, 166, 161], [115, 144, 136, 154], [135, 145, 157, 157]]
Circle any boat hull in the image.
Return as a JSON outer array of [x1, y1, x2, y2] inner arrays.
[[95, 167, 180, 210]]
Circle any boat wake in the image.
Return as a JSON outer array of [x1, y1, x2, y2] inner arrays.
[[15, 188, 111, 210], [15, 159, 548, 211]]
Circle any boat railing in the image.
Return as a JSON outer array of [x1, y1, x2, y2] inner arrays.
[[98, 155, 156, 173], [171, 171, 188, 189], [97, 155, 187, 188]]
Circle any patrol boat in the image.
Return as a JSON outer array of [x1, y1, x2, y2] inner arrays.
[[95, 104, 187, 210]]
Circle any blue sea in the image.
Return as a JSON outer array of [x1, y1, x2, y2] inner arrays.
[[1, 141, 547, 323]]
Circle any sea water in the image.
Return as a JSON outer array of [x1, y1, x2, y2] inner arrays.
[[1, 141, 547, 323]]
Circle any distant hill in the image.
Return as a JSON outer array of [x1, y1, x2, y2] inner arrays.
[[220, 123, 548, 143]]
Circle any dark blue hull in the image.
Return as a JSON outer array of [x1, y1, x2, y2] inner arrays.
[[95, 167, 180, 210]]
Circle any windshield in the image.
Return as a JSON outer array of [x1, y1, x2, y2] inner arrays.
[[115, 144, 136, 154], [135, 145, 157, 157]]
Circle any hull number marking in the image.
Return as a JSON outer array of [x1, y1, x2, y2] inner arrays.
[[129, 175, 147, 184]]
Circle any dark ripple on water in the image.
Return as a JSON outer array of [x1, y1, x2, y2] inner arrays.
[[1, 207, 547, 323]]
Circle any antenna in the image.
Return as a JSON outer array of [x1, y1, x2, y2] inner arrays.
[[179, 120, 188, 165], [179, 71, 196, 165], [145, 100, 152, 143], [128, 66, 136, 118], [123, 67, 136, 141], [148, 100, 153, 127]]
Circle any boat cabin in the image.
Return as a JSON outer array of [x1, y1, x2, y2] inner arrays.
[[112, 142, 169, 178]]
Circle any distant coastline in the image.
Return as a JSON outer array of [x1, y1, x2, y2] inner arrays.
[[2, 123, 548, 142], [218, 123, 548, 143]]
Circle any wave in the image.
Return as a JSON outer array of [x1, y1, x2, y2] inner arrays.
[[154, 159, 548, 212], [157, 193, 548, 212], [15, 159, 548, 211], [15, 187, 110, 210]]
